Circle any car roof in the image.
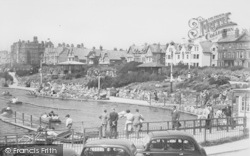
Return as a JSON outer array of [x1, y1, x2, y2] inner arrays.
[[148, 131, 195, 139], [85, 139, 134, 147]]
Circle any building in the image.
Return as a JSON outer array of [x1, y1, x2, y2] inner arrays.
[[165, 41, 213, 67], [99, 50, 127, 65], [217, 29, 250, 67], [126, 44, 148, 63], [0, 51, 10, 65], [127, 43, 168, 65], [233, 88, 250, 118], [43, 46, 67, 65], [10, 36, 52, 66]]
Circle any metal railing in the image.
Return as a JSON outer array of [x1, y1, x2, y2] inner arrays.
[[0, 116, 248, 154]]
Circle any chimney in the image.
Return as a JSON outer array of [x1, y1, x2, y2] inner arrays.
[[81, 43, 84, 48], [71, 44, 74, 47], [222, 29, 227, 38], [100, 45, 103, 51], [33, 36, 38, 43], [77, 44, 80, 48], [235, 28, 239, 38]]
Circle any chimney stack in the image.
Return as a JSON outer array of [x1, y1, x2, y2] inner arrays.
[[222, 29, 227, 38], [33, 36, 38, 43]]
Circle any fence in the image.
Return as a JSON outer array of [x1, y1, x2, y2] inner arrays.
[[0, 117, 248, 154]]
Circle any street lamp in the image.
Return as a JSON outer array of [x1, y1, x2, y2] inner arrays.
[[187, 40, 194, 79], [40, 54, 43, 85], [170, 41, 175, 93]]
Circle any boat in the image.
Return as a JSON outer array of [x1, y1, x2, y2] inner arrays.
[[57, 131, 86, 144], [2, 93, 12, 97], [7, 101, 23, 105], [40, 115, 62, 124], [1, 107, 13, 117]]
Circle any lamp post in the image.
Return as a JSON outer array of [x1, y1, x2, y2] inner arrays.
[[187, 41, 194, 79], [170, 41, 175, 93], [40, 54, 43, 85]]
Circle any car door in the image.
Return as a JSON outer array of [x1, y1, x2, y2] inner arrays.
[[181, 139, 201, 156]]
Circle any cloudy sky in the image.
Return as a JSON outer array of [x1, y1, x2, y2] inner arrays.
[[0, 0, 249, 51]]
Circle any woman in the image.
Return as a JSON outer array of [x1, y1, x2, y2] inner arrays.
[[123, 110, 134, 133]]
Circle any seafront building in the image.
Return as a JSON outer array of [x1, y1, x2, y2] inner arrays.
[[127, 43, 168, 65], [10, 36, 53, 66], [217, 29, 250, 67], [165, 40, 213, 67]]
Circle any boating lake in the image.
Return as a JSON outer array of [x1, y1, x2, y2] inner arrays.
[[0, 88, 196, 135]]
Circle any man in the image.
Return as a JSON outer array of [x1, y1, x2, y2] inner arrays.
[[109, 108, 119, 139], [99, 109, 108, 138], [171, 106, 180, 130], [65, 114, 73, 130], [204, 105, 211, 129], [133, 109, 144, 138]]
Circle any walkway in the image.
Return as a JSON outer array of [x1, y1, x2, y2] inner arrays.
[[8, 72, 36, 91]]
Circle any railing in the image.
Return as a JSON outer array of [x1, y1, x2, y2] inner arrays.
[[0, 117, 248, 155]]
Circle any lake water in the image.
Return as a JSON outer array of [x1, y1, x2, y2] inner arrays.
[[0, 88, 196, 135]]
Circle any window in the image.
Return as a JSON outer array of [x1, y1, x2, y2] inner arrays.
[[193, 54, 196, 59], [197, 54, 199, 59], [168, 55, 171, 59], [213, 55, 215, 59], [183, 140, 195, 151], [241, 97, 249, 112], [187, 55, 189, 59], [182, 53, 184, 59], [178, 55, 180, 59]]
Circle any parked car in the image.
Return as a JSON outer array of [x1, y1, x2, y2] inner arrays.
[[137, 131, 207, 156], [80, 139, 137, 156]]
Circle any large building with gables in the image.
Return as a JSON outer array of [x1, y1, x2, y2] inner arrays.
[[217, 29, 250, 67]]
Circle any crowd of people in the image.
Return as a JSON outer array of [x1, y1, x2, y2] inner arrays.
[[30, 82, 101, 100], [98, 108, 144, 139]]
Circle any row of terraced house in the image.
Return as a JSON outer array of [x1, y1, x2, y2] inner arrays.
[[0, 28, 249, 68]]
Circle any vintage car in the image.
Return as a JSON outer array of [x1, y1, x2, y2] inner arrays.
[[137, 131, 207, 156], [80, 139, 137, 156]]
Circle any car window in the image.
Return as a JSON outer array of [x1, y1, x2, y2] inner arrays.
[[183, 140, 195, 151], [149, 139, 165, 150], [164, 139, 182, 151]]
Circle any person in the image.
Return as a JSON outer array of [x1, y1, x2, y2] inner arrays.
[[41, 112, 48, 118], [65, 114, 73, 130], [171, 106, 180, 130], [49, 111, 55, 117], [133, 109, 144, 138], [11, 97, 18, 104], [204, 105, 211, 129], [154, 91, 158, 101], [109, 108, 119, 139], [123, 110, 134, 133], [224, 104, 232, 126], [99, 109, 108, 138]]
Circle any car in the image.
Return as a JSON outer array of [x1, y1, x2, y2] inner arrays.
[[80, 139, 137, 156], [137, 131, 207, 156]]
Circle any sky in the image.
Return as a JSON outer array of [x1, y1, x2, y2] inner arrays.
[[0, 0, 249, 51]]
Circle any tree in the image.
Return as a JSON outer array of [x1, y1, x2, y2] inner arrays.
[[119, 61, 141, 74]]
